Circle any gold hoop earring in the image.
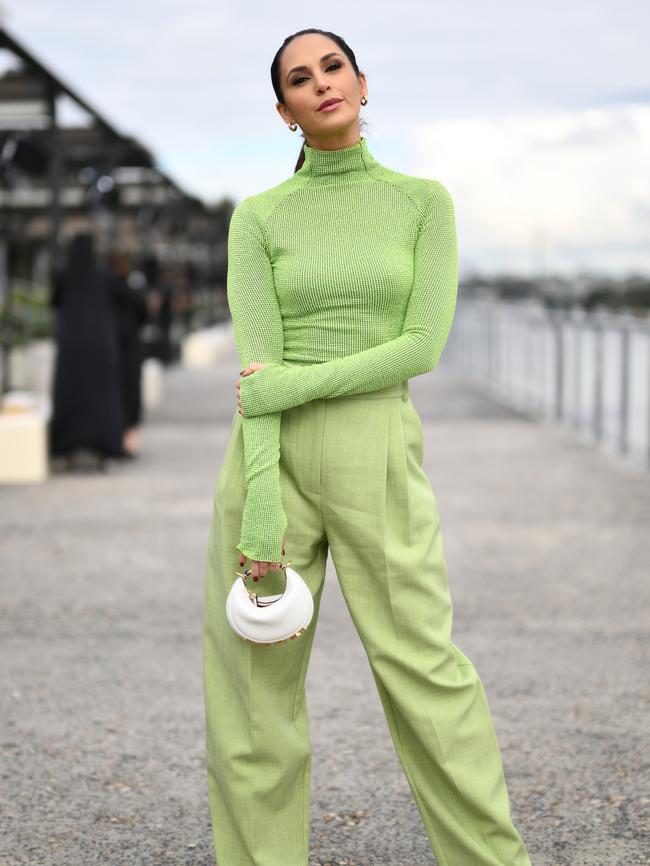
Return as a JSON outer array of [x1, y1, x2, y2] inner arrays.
[[288, 122, 298, 132], [360, 96, 368, 106]]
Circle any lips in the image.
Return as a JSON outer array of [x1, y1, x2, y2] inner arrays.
[[317, 98, 343, 111]]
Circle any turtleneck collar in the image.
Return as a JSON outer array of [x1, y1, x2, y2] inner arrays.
[[300, 135, 376, 179]]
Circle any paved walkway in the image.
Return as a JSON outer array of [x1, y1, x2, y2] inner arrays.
[[2, 334, 648, 866]]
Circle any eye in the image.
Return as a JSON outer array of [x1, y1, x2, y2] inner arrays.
[[291, 62, 342, 86]]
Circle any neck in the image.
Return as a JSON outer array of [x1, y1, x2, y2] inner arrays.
[[299, 135, 376, 179]]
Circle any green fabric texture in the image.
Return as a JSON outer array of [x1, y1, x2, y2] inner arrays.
[[204, 383, 533, 866], [226, 136, 458, 562]]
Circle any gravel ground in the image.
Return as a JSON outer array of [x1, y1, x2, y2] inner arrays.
[[1, 337, 649, 866]]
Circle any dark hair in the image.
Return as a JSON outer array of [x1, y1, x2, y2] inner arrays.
[[270, 28, 367, 173]]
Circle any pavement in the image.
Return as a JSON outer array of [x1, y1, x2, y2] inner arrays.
[[1, 334, 649, 866]]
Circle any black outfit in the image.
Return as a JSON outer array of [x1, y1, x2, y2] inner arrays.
[[154, 282, 174, 365], [112, 275, 148, 428], [49, 254, 125, 459]]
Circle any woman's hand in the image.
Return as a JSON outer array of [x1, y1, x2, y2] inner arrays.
[[238, 535, 286, 581], [236, 362, 267, 416]]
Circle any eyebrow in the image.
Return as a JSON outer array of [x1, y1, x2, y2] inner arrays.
[[286, 52, 342, 81]]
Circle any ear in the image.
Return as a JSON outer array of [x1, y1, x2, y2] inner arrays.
[[276, 102, 294, 125], [358, 71, 368, 100]]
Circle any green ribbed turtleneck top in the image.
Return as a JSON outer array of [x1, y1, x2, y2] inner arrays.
[[227, 135, 458, 563]]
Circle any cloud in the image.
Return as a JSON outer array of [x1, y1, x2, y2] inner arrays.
[[3, 0, 650, 273], [409, 103, 650, 275]]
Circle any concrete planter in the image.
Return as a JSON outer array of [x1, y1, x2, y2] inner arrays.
[[0, 391, 50, 484], [181, 323, 233, 368], [142, 358, 164, 411]]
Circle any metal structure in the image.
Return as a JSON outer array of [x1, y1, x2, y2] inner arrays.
[[444, 296, 650, 472], [0, 25, 231, 393]]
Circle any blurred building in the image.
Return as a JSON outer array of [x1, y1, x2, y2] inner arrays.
[[0, 24, 232, 385]]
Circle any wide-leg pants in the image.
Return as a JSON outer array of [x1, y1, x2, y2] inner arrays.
[[203, 380, 533, 866]]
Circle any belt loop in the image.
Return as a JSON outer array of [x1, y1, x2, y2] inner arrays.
[[402, 380, 409, 401]]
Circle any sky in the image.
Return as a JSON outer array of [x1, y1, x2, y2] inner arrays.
[[1, 0, 649, 277]]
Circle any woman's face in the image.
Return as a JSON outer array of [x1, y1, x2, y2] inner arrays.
[[276, 33, 367, 144]]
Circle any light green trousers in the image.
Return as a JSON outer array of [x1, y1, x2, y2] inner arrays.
[[203, 380, 533, 866]]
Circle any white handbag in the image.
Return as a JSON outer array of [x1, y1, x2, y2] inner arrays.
[[226, 561, 314, 646]]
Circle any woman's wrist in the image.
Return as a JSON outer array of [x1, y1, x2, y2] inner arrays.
[[239, 478, 287, 563], [239, 363, 284, 417]]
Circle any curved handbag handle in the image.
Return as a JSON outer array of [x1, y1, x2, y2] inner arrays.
[[234, 560, 293, 607]]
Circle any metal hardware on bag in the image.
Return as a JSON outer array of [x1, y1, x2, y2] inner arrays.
[[241, 625, 307, 647], [234, 561, 293, 607]]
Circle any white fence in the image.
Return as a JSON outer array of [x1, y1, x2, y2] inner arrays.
[[444, 297, 650, 472]]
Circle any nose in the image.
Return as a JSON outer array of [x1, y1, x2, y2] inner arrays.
[[313, 74, 330, 92]]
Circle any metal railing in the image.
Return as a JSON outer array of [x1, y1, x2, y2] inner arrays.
[[444, 297, 650, 471]]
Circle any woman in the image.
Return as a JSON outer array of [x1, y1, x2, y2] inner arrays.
[[108, 251, 149, 457], [203, 28, 534, 866], [49, 233, 126, 466]]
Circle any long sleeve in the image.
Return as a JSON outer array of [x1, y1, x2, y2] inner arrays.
[[238, 180, 458, 418], [226, 200, 287, 563]]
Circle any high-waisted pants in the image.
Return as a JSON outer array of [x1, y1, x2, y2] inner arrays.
[[203, 379, 533, 866]]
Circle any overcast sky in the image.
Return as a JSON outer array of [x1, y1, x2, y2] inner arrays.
[[2, 1, 649, 276]]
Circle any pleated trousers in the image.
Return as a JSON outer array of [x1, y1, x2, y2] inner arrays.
[[203, 379, 533, 866]]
